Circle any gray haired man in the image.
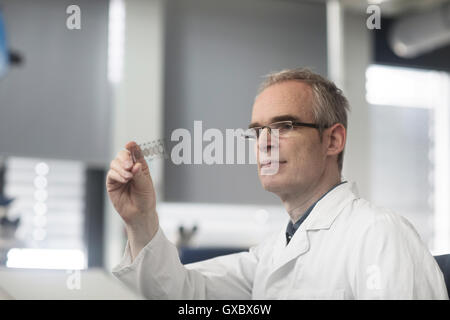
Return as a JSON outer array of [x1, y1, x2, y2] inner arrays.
[[107, 68, 448, 299]]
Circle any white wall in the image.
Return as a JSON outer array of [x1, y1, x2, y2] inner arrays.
[[341, 10, 372, 199]]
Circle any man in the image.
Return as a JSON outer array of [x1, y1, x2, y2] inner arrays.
[[107, 68, 448, 299]]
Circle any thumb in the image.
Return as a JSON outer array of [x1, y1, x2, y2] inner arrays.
[[125, 141, 152, 187], [126, 141, 149, 171]]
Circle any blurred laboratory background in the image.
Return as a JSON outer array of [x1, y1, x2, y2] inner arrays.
[[0, 0, 450, 298]]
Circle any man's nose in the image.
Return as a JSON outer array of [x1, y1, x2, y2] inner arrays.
[[258, 127, 272, 152]]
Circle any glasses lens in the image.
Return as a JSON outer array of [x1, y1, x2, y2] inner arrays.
[[242, 128, 258, 140], [271, 121, 293, 134]]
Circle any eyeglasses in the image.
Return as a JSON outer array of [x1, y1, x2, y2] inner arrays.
[[242, 120, 324, 140]]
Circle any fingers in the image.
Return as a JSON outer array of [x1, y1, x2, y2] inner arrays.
[[106, 168, 129, 185], [107, 141, 151, 187], [110, 158, 133, 180]]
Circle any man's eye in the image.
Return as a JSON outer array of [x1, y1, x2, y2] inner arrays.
[[280, 123, 293, 129]]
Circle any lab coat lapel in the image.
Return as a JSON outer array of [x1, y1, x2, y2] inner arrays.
[[264, 222, 310, 291], [271, 227, 310, 272]]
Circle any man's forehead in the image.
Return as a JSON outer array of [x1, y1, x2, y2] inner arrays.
[[251, 80, 314, 123]]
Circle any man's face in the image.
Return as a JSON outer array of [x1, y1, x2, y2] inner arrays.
[[250, 81, 329, 195]]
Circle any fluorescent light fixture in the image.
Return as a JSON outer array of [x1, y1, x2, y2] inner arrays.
[[367, 0, 389, 4], [326, 0, 344, 89], [366, 64, 436, 108], [388, 5, 450, 59], [367, 64, 450, 254], [6, 248, 86, 270], [431, 73, 450, 255], [108, 0, 126, 84]]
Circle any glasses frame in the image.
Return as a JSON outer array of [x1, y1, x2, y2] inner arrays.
[[244, 120, 325, 140]]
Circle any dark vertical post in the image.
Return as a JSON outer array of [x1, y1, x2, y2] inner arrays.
[[0, 157, 6, 197], [84, 168, 106, 268]]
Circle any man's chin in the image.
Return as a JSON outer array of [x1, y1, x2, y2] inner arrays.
[[259, 174, 285, 193]]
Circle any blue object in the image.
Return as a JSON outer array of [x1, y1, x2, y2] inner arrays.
[[179, 247, 246, 265], [0, 10, 9, 78], [0, 194, 14, 206], [435, 254, 450, 298]]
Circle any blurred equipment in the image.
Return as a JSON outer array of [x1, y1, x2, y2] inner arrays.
[[343, 0, 450, 58], [0, 194, 24, 265], [0, 157, 24, 265], [179, 247, 246, 265], [388, 2, 450, 58], [0, 9, 8, 78], [174, 223, 247, 264], [0, 9, 24, 79], [0, 267, 142, 299], [0, 194, 20, 238], [175, 224, 198, 248], [8, 50, 23, 66]]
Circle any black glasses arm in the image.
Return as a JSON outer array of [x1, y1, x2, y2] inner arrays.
[[291, 122, 321, 129]]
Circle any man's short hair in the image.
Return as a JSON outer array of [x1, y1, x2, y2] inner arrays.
[[257, 68, 350, 172]]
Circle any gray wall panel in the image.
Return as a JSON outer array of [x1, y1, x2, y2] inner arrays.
[[164, 0, 327, 204], [0, 0, 110, 166]]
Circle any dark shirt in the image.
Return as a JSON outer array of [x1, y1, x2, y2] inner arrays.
[[285, 181, 347, 245]]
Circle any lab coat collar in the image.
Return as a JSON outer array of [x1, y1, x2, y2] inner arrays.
[[303, 181, 359, 231], [268, 181, 359, 278]]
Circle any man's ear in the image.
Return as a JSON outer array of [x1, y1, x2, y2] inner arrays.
[[326, 123, 346, 157]]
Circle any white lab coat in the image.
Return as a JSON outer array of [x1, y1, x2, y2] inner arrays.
[[112, 182, 449, 299]]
